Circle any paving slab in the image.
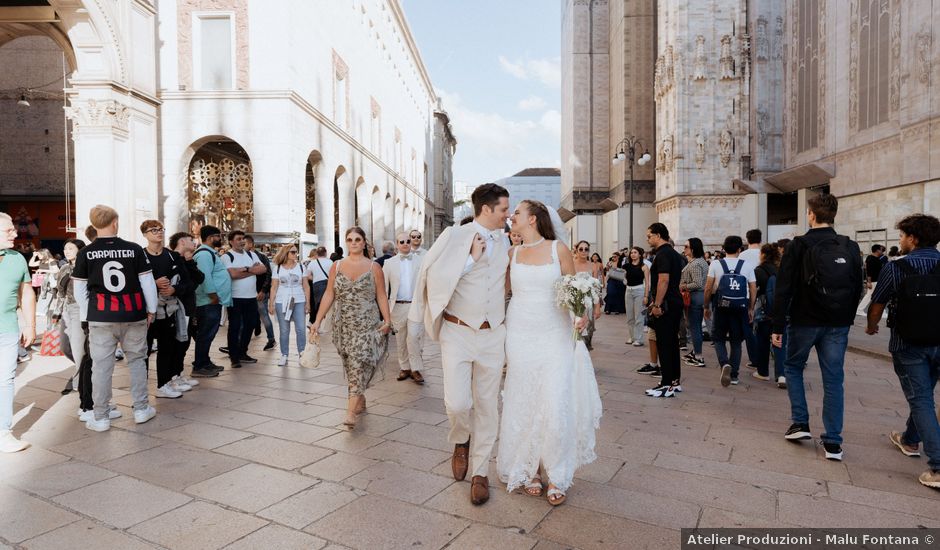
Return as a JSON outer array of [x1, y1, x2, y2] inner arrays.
[[52, 475, 191, 529], [258, 480, 361, 529], [185, 463, 315, 513], [128, 500, 268, 549], [0, 486, 80, 543], [214, 435, 333, 470], [224, 524, 327, 550], [23, 519, 156, 550]]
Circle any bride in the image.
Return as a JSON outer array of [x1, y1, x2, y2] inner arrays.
[[497, 199, 603, 506]]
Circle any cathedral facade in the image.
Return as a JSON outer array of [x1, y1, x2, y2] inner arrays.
[[562, 0, 940, 254]]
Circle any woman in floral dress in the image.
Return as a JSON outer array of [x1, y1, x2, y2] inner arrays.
[[310, 227, 392, 428]]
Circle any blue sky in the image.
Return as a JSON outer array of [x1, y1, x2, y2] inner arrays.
[[401, 0, 561, 186]]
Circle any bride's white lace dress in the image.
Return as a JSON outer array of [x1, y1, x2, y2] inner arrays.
[[498, 240, 603, 493]]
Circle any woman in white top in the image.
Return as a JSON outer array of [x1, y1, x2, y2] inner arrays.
[[268, 244, 310, 366]]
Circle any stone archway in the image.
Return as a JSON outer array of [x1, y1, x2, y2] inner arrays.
[[305, 150, 322, 235], [186, 137, 253, 233], [333, 166, 352, 251]]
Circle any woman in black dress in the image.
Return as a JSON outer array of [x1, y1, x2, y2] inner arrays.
[[604, 253, 627, 315]]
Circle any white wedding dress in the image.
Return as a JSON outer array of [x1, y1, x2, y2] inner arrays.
[[498, 240, 603, 493]]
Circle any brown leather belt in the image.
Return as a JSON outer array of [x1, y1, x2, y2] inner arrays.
[[443, 312, 490, 330], [395, 300, 412, 304]]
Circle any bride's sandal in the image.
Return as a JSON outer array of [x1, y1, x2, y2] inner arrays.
[[523, 477, 543, 497], [546, 485, 566, 506]]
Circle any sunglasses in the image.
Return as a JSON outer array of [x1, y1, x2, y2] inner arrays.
[[398, 239, 411, 244], [289, 250, 298, 255], [346, 237, 364, 243], [577, 247, 589, 252], [410, 234, 422, 239]]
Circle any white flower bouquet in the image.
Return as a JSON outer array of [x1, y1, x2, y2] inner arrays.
[[554, 272, 603, 341]]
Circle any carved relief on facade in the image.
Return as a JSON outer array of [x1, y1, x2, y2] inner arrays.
[[64, 99, 130, 133], [694, 131, 706, 164], [654, 55, 664, 98], [662, 134, 673, 171], [655, 196, 745, 214], [756, 108, 769, 147], [756, 17, 769, 61], [849, 0, 859, 130], [718, 129, 733, 167], [664, 45, 675, 92], [773, 16, 784, 60], [693, 35, 707, 81], [818, 0, 827, 144], [916, 27, 933, 84], [889, 3, 901, 113], [719, 35, 735, 80]]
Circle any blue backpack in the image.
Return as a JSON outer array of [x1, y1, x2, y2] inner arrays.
[[754, 265, 776, 322], [717, 259, 749, 309]]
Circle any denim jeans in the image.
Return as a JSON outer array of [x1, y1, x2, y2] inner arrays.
[[227, 298, 259, 360], [258, 295, 275, 340], [892, 345, 940, 470], [625, 284, 645, 343], [784, 325, 850, 445], [755, 320, 786, 379], [687, 290, 704, 356], [713, 307, 749, 376], [0, 332, 19, 432], [194, 304, 222, 369], [275, 301, 306, 356]]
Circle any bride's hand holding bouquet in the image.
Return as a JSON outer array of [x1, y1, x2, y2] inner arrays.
[[554, 272, 603, 341]]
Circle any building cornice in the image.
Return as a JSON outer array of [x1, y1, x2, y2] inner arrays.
[[388, 0, 437, 103], [158, 89, 424, 198]]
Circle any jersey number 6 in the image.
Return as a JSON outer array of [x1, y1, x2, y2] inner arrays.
[[103, 261, 127, 292]]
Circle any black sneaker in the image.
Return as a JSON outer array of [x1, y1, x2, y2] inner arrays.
[[263, 339, 276, 351], [784, 423, 812, 441], [746, 362, 756, 369], [191, 368, 220, 378], [685, 356, 706, 367], [231, 360, 242, 369], [219, 346, 229, 354], [636, 363, 659, 374], [254, 327, 262, 337], [823, 443, 843, 461], [209, 362, 225, 372], [680, 345, 689, 352], [239, 355, 258, 364]]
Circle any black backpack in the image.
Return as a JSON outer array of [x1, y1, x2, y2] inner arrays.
[[892, 259, 940, 346], [800, 235, 860, 321]]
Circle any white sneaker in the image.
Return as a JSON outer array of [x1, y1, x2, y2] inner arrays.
[[134, 405, 156, 424], [180, 374, 199, 387], [157, 384, 182, 399], [78, 405, 122, 422], [278, 355, 288, 367], [170, 377, 192, 392], [85, 418, 111, 432], [0, 430, 29, 452], [777, 376, 787, 389]]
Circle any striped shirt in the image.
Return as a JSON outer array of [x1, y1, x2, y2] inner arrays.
[[870, 247, 940, 352]]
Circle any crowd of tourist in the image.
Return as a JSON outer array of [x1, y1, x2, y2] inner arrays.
[[1, 193, 938, 493]]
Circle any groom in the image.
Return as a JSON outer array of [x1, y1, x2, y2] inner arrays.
[[410, 183, 510, 505]]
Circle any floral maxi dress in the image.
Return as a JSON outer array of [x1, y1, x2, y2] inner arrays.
[[332, 266, 388, 396]]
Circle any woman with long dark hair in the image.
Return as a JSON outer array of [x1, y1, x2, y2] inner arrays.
[[573, 241, 603, 349], [624, 247, 649, 346], [310, 227, 392, 428], [604, 254, 627, 315], [498, 200, 601, 506], [680, 238, 708, 367], [753, 243, 786, 387]]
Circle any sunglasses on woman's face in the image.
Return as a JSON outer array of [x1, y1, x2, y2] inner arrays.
[[289, 250, 298, 255], [410, 234, 421, 239], [399, 239, 411, 244], [577, 247, 589, 252], [346, 237, 363, 243]]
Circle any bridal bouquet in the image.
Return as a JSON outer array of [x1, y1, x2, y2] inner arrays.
[[554, 272, 603, 341]]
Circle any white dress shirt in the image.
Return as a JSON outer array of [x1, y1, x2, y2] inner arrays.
[[396, 253, 415, 301], [462, 221, 501, 274]]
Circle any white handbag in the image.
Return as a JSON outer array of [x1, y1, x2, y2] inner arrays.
[[300, 332, 321, 368]]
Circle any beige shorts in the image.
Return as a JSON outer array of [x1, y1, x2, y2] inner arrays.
[[648, 328, 656, 342]]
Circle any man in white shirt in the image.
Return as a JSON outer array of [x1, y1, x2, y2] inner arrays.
[[704, 235, 757, 387], [409, 229, 426, 257], [221, 230, 267, 367], [383, 232, 426, 384], [304, 246, 332, 324], [736, 229, 763, 366]]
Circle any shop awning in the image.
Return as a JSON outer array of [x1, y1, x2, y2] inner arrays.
[[764, 162, 835, 193]]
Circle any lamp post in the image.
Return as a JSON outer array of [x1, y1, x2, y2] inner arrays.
[[612, 136, 651, 248]]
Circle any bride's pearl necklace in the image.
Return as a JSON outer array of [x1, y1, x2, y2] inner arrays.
[[520, 237, 545, 248]]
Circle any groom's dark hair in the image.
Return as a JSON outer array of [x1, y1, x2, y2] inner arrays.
[[471, 183, 510, 216]]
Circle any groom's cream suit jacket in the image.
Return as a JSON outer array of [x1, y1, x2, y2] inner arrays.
[[409, 223, 509, 340]]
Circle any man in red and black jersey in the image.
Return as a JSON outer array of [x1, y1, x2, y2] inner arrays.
[[72, 205, 159, 431]]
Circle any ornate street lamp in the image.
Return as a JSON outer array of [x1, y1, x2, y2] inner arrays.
[[612, 136, 651, 248]]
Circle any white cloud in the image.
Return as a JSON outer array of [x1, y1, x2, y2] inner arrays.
[[518, 95, 548, 111], [498, 55, 562, 88], [539, 109, 561, 138]]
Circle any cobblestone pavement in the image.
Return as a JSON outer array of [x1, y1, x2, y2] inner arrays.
[[1, 314, 937, 549]]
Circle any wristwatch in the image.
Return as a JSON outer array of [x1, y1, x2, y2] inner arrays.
[[243, 266, 249, 273]]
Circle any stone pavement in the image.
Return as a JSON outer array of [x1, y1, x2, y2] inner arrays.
[[1, 314, 938, 550]]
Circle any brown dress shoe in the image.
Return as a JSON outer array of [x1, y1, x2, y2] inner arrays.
[[397, 370, 412, 381], [471, 476, 489, 505], [411, 371, 425, 385], [452, 441, 470, 481]]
